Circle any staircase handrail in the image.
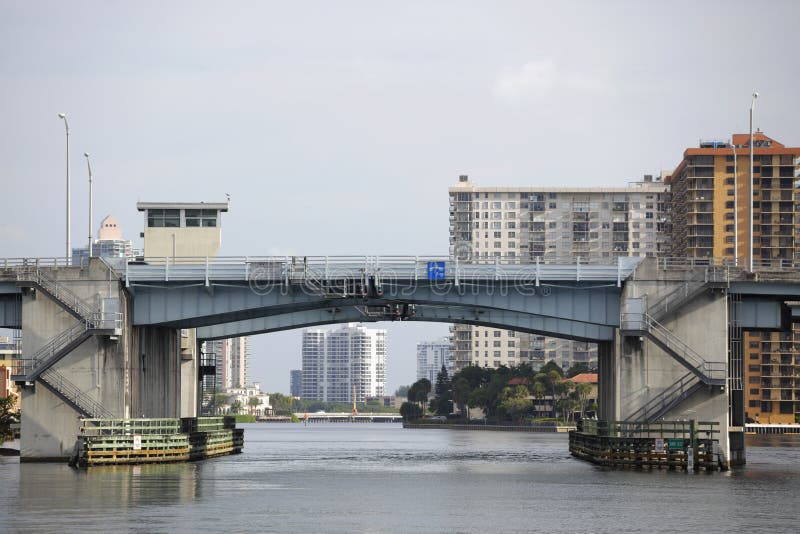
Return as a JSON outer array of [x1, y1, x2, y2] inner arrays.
[[620, 312, 726, 382], [647, 279, 708, 320], [626, 371, 698, 422], [16, 267, 95, 321], [645, 315, 725, 380], [39, 368, 115, 419]]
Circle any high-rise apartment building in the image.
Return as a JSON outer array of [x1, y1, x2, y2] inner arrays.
[[205, 336, 249, 390], [667, 132, 800, 423], [301, 323, 386, 402], [71, 214, 135, 265], [417, 338, 453, 383], [448, 175, 669, 371], [290, 369, 302, 397]]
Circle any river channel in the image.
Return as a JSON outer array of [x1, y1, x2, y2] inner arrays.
[[1, 423, 799, 533]]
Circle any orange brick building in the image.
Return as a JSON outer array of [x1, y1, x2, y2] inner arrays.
[[667, 133, 800, 423]]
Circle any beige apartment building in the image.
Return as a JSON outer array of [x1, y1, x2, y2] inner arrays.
[[448, 175, 669, 371]]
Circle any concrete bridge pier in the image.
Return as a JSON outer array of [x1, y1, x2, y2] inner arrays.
[[614, 262, 733, 467], [15, 259, 197, 460]]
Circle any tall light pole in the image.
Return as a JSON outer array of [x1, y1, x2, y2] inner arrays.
[[749, 92, 758, 272], [84, 152, 93, 258], [58, 113, 71, 265]]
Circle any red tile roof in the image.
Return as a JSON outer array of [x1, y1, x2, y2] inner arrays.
[[570, 373, 598, 384]]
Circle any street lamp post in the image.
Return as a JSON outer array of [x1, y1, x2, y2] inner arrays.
[[749, 92, 758, 272], [58, 113, 71, 265], [84, 153, 93, 258]]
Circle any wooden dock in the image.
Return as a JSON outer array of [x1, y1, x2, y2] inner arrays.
[[569, 420, 724, 471], [73, 416, 243, 468]]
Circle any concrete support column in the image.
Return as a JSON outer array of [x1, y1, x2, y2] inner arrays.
[[597, 340, 618, 422]]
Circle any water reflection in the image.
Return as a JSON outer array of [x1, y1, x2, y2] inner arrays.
[[1, 424, 799, 533]]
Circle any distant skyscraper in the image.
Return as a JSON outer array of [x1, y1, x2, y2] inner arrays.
[[72, 214, 135, 265], [448, 175, 668, 372], [301, 323, 386, 402], [416, 338, 452, 383], [205, 336, 249, 390], [290, 369, 302, 397]]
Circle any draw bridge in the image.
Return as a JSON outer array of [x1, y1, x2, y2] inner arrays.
[[2, 254, 800, 465]]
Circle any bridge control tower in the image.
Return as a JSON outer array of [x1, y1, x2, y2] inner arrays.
[[136, 199, 231, 417], [136, 200, 229, 258]]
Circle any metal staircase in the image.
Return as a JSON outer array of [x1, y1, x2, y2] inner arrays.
[[12, 267, 118, 418], [16, 267, 97, 324], [38, 368, 115, 418], [647, 279, 710, 321], [625, 371, 705, 422], [620, 294, 726, 423], [621, 311, 726, 386], [15, 319, 98, 381], [647, 265, 730, 322]]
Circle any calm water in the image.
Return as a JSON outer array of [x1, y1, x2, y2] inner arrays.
[[1, 424, 799, 533]]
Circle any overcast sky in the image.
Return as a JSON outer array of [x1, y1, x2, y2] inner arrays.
[[2, 1, 799, 394]]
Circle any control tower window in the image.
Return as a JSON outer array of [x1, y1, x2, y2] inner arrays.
[[148, 209, 180, 227], [185, 209, 217, 227]]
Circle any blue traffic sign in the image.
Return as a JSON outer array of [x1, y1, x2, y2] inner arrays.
[[427, 261, 446, 280]]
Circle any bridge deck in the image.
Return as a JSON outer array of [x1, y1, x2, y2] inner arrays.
[[105, 255, 643, 285]]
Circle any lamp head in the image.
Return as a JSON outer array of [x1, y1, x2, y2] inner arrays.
[[58, 113, 66, 119], [84, 152, 90, 158], [753, 92, 758, 99]]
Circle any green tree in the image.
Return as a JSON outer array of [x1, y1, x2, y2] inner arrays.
[[408, 378, 432, 413], [451, 377, 471, 419], [540, 360, 564, 377], [530, 381, 546, 417], [573, 382, 593, 417], [497, 385, 533, 422], [269, 392, 303, 416], [399, 401, 422, 421], [565, 362, 590, 378], [0, 393, 19, 445], [248, 396, 261, 415], [457, 365, 490, 390], [553, 380, 575, 422], [431, 365, 452, 415], [230, 400, 243, 415], [394, 385, 410, 398]]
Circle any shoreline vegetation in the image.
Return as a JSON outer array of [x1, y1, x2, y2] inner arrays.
[[400, 361, 596, 426]]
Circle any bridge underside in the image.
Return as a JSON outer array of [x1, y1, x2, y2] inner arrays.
[[194, 303, 616, 341], [128, 280, 623, 343]]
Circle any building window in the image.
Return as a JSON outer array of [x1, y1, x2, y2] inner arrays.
[[147, 209, 180, 227], [185, 209, 218, 227]]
